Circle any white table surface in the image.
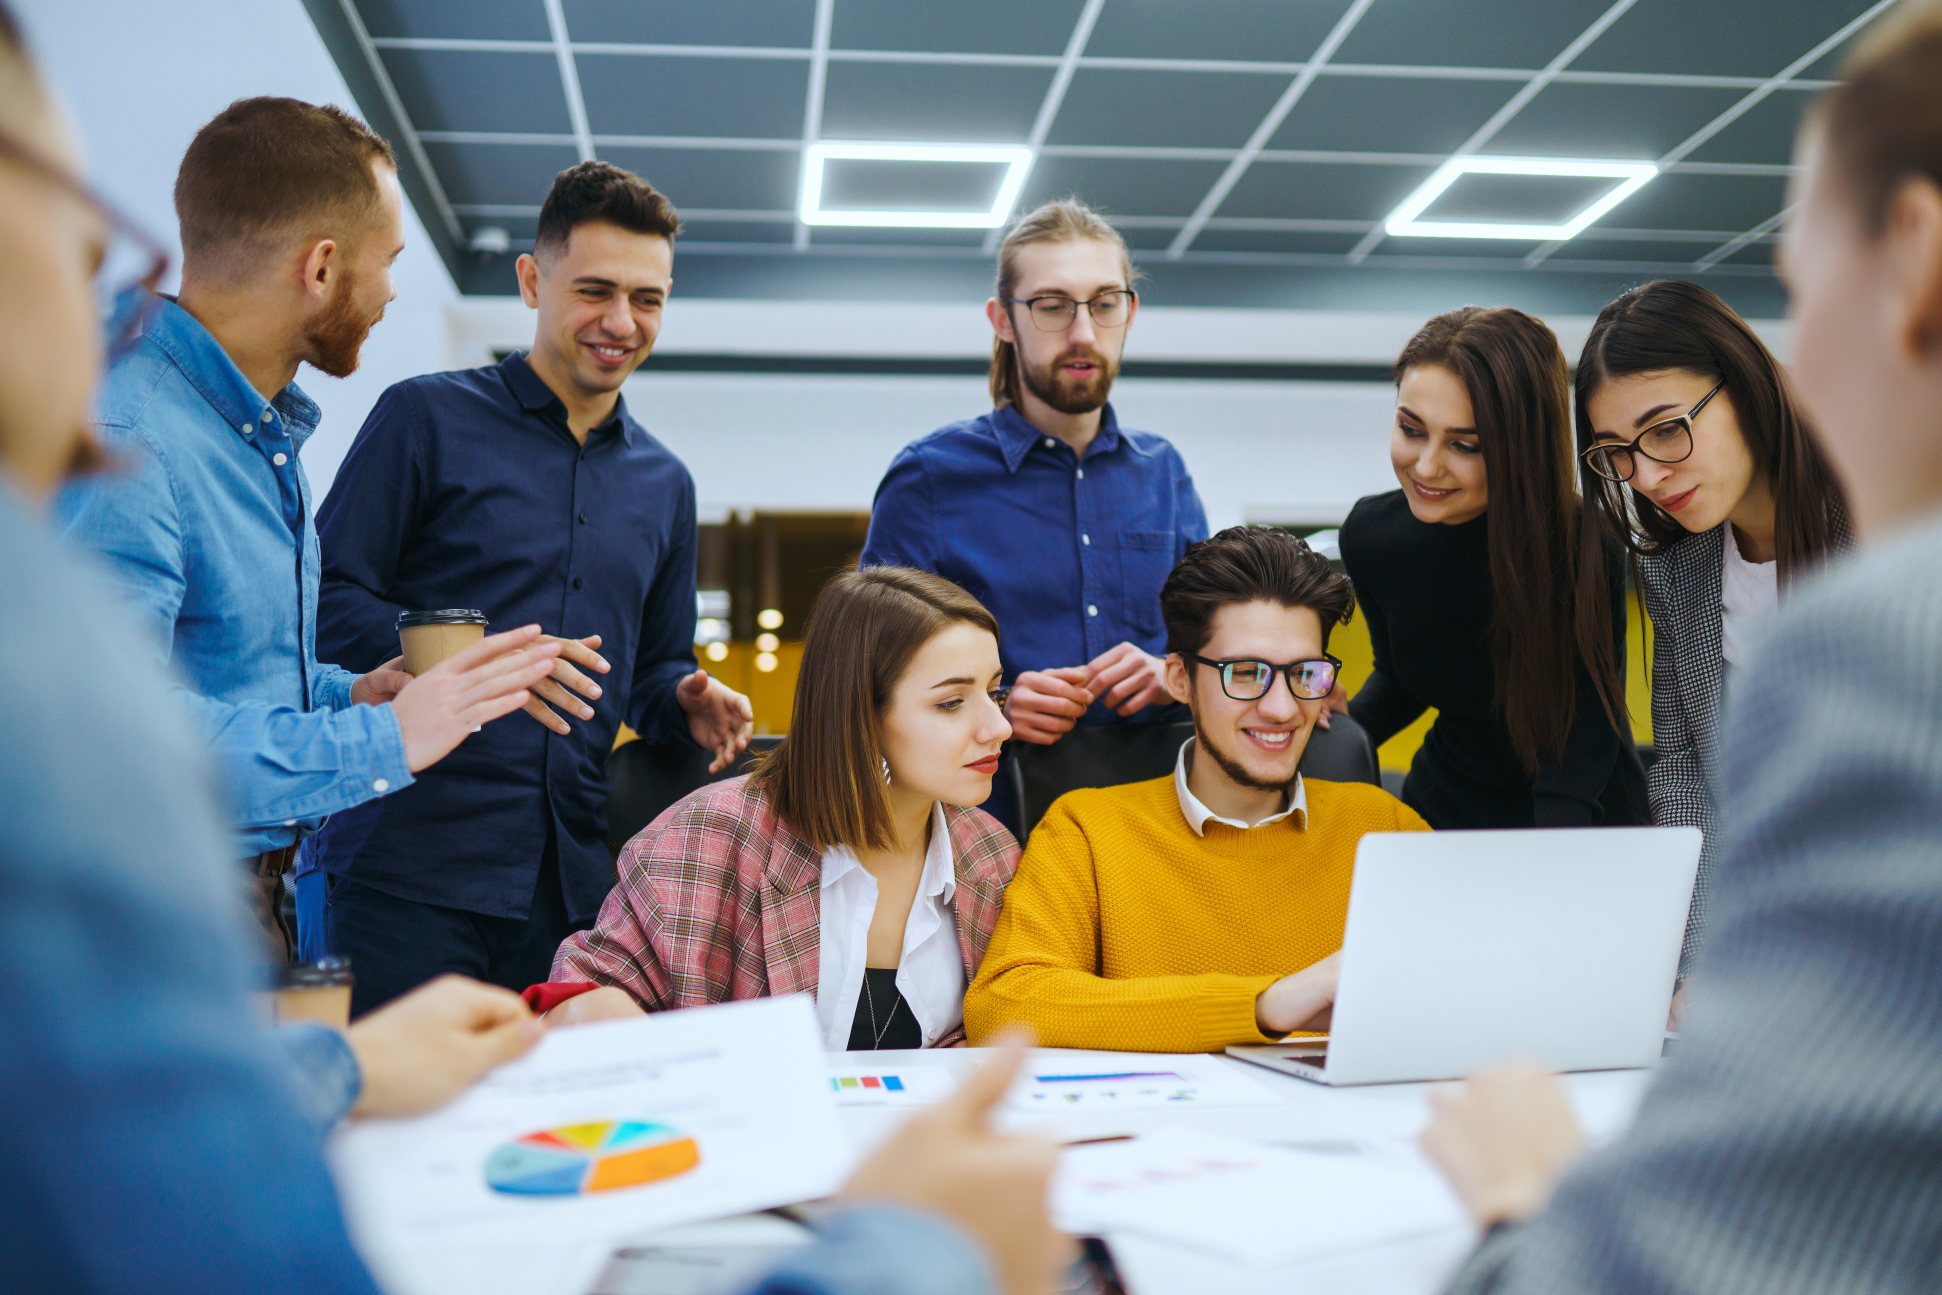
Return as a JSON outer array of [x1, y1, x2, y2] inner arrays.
[[607, 1047, 1652, 1295]]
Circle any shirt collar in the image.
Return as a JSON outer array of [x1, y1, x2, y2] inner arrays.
[[989, 401, 1125, 474], [1173, 737, 1308, 836], [818, 802, 958, 904], [498, 350, 635, 445], [142, 298, 321, 449]]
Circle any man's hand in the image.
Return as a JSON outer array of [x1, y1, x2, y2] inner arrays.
[[1003, 666, 1094, 745], [839, 1037, 1064, 1295], [390, 625, 563, 772], [676, 668, 754, 773], [540, 985, 645, 1030], [521, 633, 612, 736], [1254, 950, 1342, 1036], [1420, 1061, 1589, 1228], [1082, 642, 1170, 718], [345, 975, 542, 1119], [350, 656, 411, 707]]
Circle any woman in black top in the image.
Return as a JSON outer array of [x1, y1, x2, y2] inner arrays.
[[1337, 306, 1647, 829]]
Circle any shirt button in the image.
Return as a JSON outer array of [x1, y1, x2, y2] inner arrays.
[[1082, 533, 1091, 546], [238, 423, 253, 437], [578, 510, 589, 524], [1076, 468, 1086, 480], [372, 778, 390, 793], [260, 409, 273, 423], [272, 452, 288, 466], [1043, 437, 1056, 449], [571, 576, 585, 590], [1087, 604, 1099, 617]]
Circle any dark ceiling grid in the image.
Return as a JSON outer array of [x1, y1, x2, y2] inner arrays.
[[308, 0, 1895, 311]]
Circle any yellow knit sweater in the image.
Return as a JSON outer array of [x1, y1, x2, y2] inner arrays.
[[964, 774, 1431, 1053]]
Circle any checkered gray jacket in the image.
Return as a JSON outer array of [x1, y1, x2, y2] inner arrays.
[[1640, 517, 1853, 974], [1444, 509, 1942, 1295]]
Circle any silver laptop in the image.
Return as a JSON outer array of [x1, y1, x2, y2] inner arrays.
[[1228, 826, 1700, 1086]]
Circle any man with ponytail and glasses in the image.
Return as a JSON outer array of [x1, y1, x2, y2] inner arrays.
[[965, 527, 1427, 1053], [861, 199, 1208, 835]]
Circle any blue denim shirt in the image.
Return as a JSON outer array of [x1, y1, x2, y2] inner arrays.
[[861, 403, 1207, 691], [55, 299, 411, 856]]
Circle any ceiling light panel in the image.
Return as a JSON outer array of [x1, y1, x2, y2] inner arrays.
[[1382, 156, 1659, 241], [799, 141, 1035, 229]]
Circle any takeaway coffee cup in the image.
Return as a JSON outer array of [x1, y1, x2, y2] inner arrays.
[[397, 608, 488, 676], [268, 957, 354, 1030]]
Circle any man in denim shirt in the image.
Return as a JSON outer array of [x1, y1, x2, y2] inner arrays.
[[862, 200, 1208, 836], [56, 97, 554, 959]]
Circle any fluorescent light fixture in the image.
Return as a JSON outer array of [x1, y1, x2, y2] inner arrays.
[[799, 141, 1034, 229], [1383, 156, 1659, 241]]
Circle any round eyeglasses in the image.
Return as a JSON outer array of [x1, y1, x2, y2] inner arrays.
[[1000, 289, 1136, 332], [1184, 653, 1340, 702], [1580, 379, 1724, 484]]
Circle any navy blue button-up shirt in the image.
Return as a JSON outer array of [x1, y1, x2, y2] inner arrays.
[[862, 402, 1207, 692], [310, 353, 698, 922]]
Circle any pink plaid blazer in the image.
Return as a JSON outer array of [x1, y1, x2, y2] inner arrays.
[[550, 774, 1020, 1045]]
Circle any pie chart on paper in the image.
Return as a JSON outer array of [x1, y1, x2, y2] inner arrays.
[[484, 1121, 700, 1197]]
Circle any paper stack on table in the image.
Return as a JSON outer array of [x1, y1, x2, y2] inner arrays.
[[1053, 1127, 1467, 1268], [329, 996, 848, 1295]]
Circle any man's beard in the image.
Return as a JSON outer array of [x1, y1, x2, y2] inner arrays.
[[1018, 344, 1117, 415], [1190, 705, 1304, 794], [303, 275, 383, 379]]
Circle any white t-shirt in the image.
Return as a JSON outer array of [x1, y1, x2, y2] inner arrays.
[[1720, 524, 1780, 668], [814, 802, 964, 1050]]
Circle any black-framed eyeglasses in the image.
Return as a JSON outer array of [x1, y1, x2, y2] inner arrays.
[[1580, 379, 1725, 484], [1001, 288, 1136, 332], [1184, 653, 1341, 702], [0, 129, 170, 356]]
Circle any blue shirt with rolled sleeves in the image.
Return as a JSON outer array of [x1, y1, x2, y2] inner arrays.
[[861, 403, 1206, 831], [309, 353, 699, 923], [55, 299, 412, 858]]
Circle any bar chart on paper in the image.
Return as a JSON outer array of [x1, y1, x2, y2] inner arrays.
[[1010, 1053, 1279, 1111], [484, 1121, 700, 1197]]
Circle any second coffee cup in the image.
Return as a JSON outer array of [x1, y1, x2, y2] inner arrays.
[[397, 608, 488, 675]]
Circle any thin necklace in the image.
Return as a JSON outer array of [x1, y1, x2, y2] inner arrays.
[[862, 970, 903, 1048]]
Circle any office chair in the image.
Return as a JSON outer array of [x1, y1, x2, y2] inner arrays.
[[604, 735, 780, 857]]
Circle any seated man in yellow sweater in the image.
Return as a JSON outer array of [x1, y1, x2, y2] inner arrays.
[[965, 525, 1429, 1052]]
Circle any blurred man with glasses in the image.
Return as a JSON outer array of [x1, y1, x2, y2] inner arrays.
[[965, 526, 1428, 1052], [54, 95, 557, 962], [861, 199, 1208, 836]]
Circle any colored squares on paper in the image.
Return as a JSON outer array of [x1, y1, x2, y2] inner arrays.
[[484, 1120, 700, 1197], [830, 1074, 906, 1093]]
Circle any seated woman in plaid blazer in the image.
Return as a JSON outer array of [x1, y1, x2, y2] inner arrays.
[[524, 566, 1019, 1050], [1574, 280, 1852, 978]]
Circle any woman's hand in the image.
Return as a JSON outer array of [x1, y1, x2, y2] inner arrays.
[[1420, 1061, 1589, 1229]]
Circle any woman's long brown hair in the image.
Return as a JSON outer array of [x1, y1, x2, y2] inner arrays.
[[1396, 306, 1582, 776]]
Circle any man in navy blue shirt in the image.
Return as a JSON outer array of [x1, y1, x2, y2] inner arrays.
[[311, 163, 753, 1013], [861, 200, 1207, 835]]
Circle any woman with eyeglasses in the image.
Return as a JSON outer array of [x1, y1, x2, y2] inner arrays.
[[1335, 306, 1649, 830], [523, 566, 1020, 1051], [1574, 279, 1852, 974]]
